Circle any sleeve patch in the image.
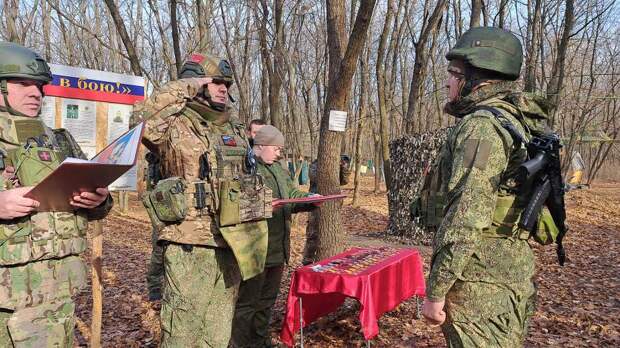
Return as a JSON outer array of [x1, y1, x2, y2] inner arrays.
[[463, 139, 491, 170]]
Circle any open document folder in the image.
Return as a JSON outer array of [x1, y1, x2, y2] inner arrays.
[[25, 122, 145, 212], [272, 194, 347, 207]]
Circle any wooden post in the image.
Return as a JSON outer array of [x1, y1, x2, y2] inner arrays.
[[118, 191, 128, 214], [90, 220, 103, 348]]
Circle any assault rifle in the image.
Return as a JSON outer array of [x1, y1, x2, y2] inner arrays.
[[145, 152, 162, 189], [516, 133, 569, 266]]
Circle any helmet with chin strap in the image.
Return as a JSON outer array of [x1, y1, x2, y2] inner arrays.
[[0, 42, 51, 116], [446, 27, 523, 97], [178, 53, 234, 111]]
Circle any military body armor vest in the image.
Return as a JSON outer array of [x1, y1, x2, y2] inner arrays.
[[0, 113, 88, 266], [415, 98, 558, 244], [143, 106, 272, 247]]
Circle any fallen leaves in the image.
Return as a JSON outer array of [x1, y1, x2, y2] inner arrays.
[[71, 178, 620, 347]]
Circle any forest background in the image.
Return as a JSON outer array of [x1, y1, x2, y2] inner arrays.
[[2, 0, 618, 183], [2, 1, 619, 346], [4, 0, 619, 254]]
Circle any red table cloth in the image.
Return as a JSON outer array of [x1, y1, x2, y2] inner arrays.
[[280, 247, 426, 346]]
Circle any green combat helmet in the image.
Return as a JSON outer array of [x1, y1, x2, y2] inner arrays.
[[446, 27, 523, 81], [0, 42, 52, 116], [178, 53, 234, 111]]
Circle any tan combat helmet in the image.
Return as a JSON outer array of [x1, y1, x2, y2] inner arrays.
[[178, 53, 234, 111]]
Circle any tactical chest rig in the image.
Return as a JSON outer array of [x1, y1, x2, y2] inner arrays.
[[0, 114, 88, 266], [414, 100, 558, 244], [142, 107, 272, 247]]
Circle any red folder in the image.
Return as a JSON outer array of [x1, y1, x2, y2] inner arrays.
[[25, 122, 144, 212], [273, 194, 347, 206]]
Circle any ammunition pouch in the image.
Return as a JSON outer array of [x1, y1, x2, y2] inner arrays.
[[531, 207, 559, 245], [218, 175, 273, 227], [411, 190, 445, 228], [413, 161, 445, 228], [488, 195, 558, 243], [219, 220, 268, 280], [148, 177, 188, 223], [488, 195, 530, 239], [0, 212, 87, 266]]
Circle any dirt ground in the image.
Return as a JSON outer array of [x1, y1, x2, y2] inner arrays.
[[72, 177, 620, 347]]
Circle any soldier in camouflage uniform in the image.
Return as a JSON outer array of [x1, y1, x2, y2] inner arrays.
[[417, 28, 552, 347], [0, 42, 112, 347], [144, 151, 164, 301], [133, 54, 272, 347], [302, 155, 350, 265], [231, 126, 316, 348]]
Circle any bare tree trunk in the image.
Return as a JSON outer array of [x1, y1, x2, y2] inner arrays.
[[148, 0, 176, 80], [547, 0, 575, 124], [403, 0, 447, 134], [196, 0, 212, 53], [470, 0, 482, 28], [376, 0, 394, 190], [4, 0, 20, 43], [497, 0, 509, 28], [42, 0, 51, 59], [452, 0, 463, 38], [524, 0, 542, 92], [217, 0, 251, 121], [170, 0, 183, 77], [103, 0, 143, 76], [90, 222, 104, 348], [315, 0, 376, 261], [270, 0, 285, 130], [260, 65, 269, 121], [353, 45, 370, 207], [374, 132, 382, 193]]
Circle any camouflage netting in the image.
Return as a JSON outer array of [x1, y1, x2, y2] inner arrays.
[[387, 128, 451, 244]]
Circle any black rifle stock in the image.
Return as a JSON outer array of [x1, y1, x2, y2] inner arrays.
[[517, 134, 569, 265]]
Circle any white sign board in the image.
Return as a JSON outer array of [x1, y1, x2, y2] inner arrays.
[[328, 110, 348, 132], [41, 64, 145, 191]]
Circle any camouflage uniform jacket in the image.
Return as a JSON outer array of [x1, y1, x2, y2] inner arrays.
[[138, 80, 269, 253], [426, 82, 537, 320], [257, 160, 312, 266], [0, 112, 112, 309]]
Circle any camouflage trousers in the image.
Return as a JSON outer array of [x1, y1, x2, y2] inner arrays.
[[0, 256, 86, 347], [301, 210, 319, 265], [161, 244, 240, 348], [230, 265, 284, 348], [441, 280, 536, 348], [147, 227, 164, 301]]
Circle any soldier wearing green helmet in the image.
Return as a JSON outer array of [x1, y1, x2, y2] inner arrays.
[[0, 42, 112, 347], [415, 27, 555, 347], [135, 53, 271, 347]]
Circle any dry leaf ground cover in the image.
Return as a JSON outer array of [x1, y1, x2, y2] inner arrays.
[[73, 177, 619, 347]]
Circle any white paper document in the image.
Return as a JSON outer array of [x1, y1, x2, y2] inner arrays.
[[328, 110, 348, 132]]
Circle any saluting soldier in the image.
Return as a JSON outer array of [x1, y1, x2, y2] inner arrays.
[[135, 54, 271, 347]]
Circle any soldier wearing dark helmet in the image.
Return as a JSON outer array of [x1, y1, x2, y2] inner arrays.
[[415, 27, 555, 347], [134, 53, 271, 347], [0, 42, 112, 346], [143, 55, 237, 303]]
